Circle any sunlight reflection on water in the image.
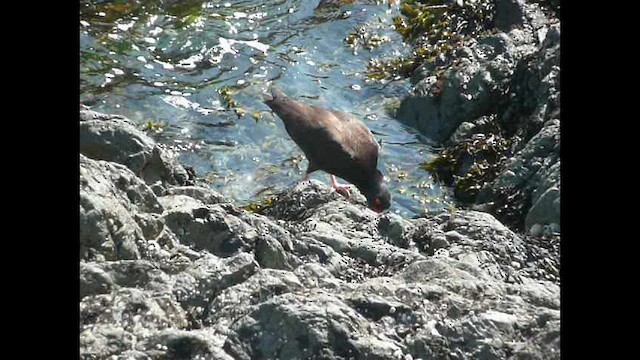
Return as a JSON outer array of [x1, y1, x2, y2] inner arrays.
[[79, 0, 454, 217]]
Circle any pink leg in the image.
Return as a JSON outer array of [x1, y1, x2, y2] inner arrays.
[[302, 173, 310, 181], [331, 175, 353, 197]]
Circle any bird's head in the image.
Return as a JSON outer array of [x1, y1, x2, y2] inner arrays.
[[364, 170, 391, 213]]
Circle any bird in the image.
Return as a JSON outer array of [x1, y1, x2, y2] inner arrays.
[[263, 86, 391, 212]]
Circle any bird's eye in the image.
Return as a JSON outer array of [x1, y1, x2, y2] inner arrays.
[[374, 197, 381, 206]]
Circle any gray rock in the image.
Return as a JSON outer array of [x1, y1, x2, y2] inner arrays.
[[495, 0, 526, 31], [448, 121, 477, 145], [114, 350, 151, 360], [80, 325, 135, 359], [78, 106, 560, 359], [378, 212, 411, 248], [408, 209, 560, 284], [80, 154, 163, 214], [204, 269, 305, 328], [93, 260, 174, 294], [80, 155, 149, 261], [525, 186, 560, 231], [476, 119, 560, 232], [261, 179, 346, 221], [141, 145, 191, 187], [165, 186, 228, 205], [132, 212, 166, 243], [170, 253, 259, 329], [80, 288, 188, 332], [397, 14, 549, 144], [80, 117, 156, 176], [223, 292, 403, 360], [161, 201, 256, 257], [81, 104, 125, 122], [395, 3, 560, 235], [255, 234, 297, 270], [134, 329, 233, 360], [499, 24, 560, 136], [80, 262, 116, 298], [173, 252, 259, 309], [80, 107, 190, 187]]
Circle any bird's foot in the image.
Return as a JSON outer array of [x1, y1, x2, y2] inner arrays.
[[331, 175, 353, 198]]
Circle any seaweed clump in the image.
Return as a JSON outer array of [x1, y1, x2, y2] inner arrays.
[[367, 0, 496, 80], [242, 197, 274, 213], [344, 24, 391, 55], [420, 131, 519, 204], [218, 85, 247, 117]]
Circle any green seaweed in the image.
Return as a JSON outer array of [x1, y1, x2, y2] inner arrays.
[[366, 0, 496, 81], [142, 119, 166, 132], [242, 197, 274, 213], [420, 132, 519, 203], [218, 85, 247, 117], [344, 24, 390, 53]]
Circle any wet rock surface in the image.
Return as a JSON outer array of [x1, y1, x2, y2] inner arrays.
[[79, 108, 559, 359]]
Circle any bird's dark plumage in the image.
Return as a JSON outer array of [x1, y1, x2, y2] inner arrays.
[[264, 86, 391, 212]]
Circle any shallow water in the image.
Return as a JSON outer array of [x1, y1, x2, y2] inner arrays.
[[80, 0, 454, 217]]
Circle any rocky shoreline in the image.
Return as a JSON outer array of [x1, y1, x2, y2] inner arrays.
[[80, 104, 559, 359], [393, 0, 560, 235]]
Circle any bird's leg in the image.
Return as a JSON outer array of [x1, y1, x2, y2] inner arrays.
[[330, 175, 353, 198], [302, 162, 318, 182]]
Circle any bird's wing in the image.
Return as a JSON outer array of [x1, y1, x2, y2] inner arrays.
[[323, 108, 380, 171], [265, 91, 379, 179]]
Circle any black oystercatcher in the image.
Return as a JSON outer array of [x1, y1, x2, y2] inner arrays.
[[264, 87, 391, 212]]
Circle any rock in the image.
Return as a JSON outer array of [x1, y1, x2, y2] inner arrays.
[[378, 212, 411, 248], [80, 104, 126, 122], [80, 154, 163, 214], [407, 209, 560, 283], [79, 116, 155, 177], [80, 287, 189, 332], [172, 252, 259, 328], [495, 0, 526, 31], [165, 186, 228, 205], [141, 145, 191, 187], [89, 260, 174, 294], [161, 201, 256, 257], [113, 350, 151, 360], [80, 155, 150, 261], [80, 262, 116, 298], [223, 292, 403, 360], [204, 269, 305, 328], [260, 179, 346, 221], [499, 24, 560, 137], [255, 234, 297, 270], [397, 18, 547, 144], [135, 330, 233, 360], [395, 3, 560, 234], [347, 293, 412, 321], [80, 325, 135, 359], [78, 105, 560, 359], [80, 107, 190, 187], [448, 121, 476, 145], [525, 186, 560, 231], [476, 119, 560, 231]]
